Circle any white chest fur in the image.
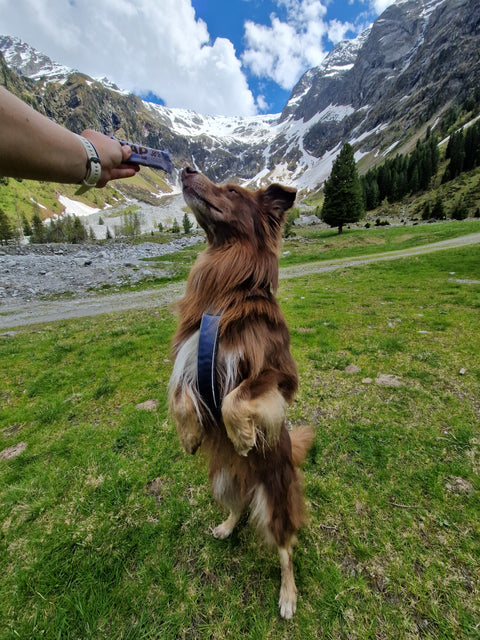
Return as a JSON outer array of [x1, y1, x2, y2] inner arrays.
[[168, 330, 243, 422]]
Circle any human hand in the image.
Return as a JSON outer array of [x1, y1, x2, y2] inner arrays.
[[81, 129, 140, 187]]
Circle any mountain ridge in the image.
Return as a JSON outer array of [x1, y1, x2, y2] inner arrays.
[[1, 0, 479, 205]]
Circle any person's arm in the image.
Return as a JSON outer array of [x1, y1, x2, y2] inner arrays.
[[0, 86, 138, 186]]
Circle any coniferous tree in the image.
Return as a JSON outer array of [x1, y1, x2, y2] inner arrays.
[[463, 121, 480, 171], [361, 131, 440, 210], [22, 214, 32, 236], [321, 143, 364, 234], [429, 134, 440, 176], [31, 212, 45, 243], [0, 208, 13, 245], [443, 130, 465, 182], [431, 196, 445, 220], [182, 212, 193, 234], [409, 164, 420, 193], [71, 216, 88, 243]]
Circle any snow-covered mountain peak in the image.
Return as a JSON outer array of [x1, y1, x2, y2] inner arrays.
[[282, 27, 371, 117], [0, 35, 73, 83], [0, 35, 130, 93], [145, 102, 280, 145], [1, 0, 477, 198], [320, 27, 371, 77]]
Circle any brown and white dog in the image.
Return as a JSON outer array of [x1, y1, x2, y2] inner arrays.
[[168, 167, 313, 618]]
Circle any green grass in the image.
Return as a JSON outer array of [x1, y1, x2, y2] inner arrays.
[[0, 177, 121, 223], [1, 243, 480, 639], [0, 166, 171, 225], [93, 219, 480, 297], [140, 243, 207, 280], [279, 218, 480, 267]]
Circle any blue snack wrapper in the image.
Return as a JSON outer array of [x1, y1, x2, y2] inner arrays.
[[113, 137, 173, 173]]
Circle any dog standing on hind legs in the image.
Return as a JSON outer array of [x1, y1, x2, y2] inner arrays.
[[168, 167, 314, 618]]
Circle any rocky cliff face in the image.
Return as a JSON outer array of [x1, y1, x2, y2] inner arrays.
[[291, 0, 480, 163], [1, 0, 479, 195], [280, 28, 371, 124]]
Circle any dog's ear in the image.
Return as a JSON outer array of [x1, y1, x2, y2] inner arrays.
[[263, 184, 297, 221]]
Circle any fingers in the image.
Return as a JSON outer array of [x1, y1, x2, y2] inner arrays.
[[80, 129, 140, 187], [110, 164, 140, 181]]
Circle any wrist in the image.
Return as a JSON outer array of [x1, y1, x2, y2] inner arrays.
[[75, 135, 102, 194]]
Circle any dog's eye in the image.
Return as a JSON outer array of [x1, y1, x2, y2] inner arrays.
[[228, 188, 237, 194]]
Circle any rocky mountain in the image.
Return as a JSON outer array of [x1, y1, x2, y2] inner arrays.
[[269, 0, 480, 188], [1, 0, 479, 204], [0, 35, 74, 83], [0, 35, 126, 92], [290, 0, 480, 160], [280, 28, 371, 123]]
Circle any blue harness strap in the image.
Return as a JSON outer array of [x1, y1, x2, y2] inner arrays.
[[197, 313, 222, 418]]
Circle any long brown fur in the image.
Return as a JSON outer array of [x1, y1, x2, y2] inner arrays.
[[168, 167, 314, 618]]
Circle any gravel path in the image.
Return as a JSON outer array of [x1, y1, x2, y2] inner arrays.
[[1, 232, 478, 329]]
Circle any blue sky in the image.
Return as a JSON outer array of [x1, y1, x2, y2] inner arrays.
[[190, 0, 384, 113], [0, 0, 394, 116]]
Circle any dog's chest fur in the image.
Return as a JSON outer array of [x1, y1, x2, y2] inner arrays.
[[169, 330, 242, 421]]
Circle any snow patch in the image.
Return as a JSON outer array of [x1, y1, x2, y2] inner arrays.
[[29, 197, 47, 210], [382, 141, 400, 156], [58, 196, 100, 217]]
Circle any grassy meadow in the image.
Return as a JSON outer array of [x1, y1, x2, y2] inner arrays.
[[1, 227, 480, 639]]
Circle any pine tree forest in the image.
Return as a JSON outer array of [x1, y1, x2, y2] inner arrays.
[[360, 120, 480, 211]]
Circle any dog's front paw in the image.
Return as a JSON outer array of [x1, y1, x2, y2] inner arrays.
[[222, 385, 288, 456], [171, 390, 204, 455], [222, 389, 258, 456], [223, 414, 256, 457], [229, 424, 256, 457], [180, 429, 204, 455]]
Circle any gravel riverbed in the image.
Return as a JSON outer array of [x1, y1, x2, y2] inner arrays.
[[0, 237, 203, 305]]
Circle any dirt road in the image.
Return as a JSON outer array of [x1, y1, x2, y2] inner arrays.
[[1, 232, 478, 329]]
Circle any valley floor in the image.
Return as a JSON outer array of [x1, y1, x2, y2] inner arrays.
[[1, 232, 478, 330]]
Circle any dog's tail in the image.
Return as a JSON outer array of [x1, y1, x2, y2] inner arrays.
[[290, 425, 315, 467]]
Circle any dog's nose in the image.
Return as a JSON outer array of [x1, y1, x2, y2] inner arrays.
[[181, 166, 198, 184]]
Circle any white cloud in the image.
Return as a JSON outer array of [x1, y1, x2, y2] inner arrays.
[[371, 0, 396, 12], [242, 0, 356, 90], [0, 0, 257, 116], [255, 94, 270, 112], [354, 0, 396, 15], [327, 19, 355, 44]]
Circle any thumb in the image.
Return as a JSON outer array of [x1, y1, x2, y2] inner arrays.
[[121, 144, 133, 162]]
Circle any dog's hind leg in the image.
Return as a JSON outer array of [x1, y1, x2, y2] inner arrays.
[[210, 467, 245, 538], [258, 426, 311, 618], [278, 542, 297, 619]]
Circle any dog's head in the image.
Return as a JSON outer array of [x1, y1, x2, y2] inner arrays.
[[181, 167, 296, 249]]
